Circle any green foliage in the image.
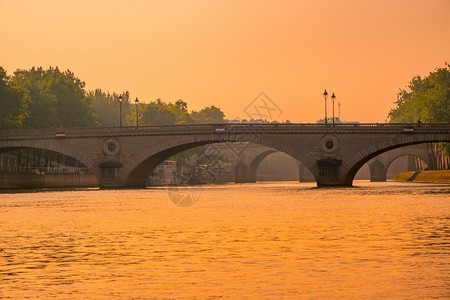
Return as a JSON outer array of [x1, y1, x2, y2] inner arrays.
[[134, 99, 225, 126], [1, 65, 227, 130], [388, 63, 450, 161], [88, 89, 131, 127], [0, 67, 30, 129], [167, 99, 193, 125], [10, 66, 95, 128], [191, 106, 225, 124], [388, 63, 450, 123], [138, 99, 177, 126]]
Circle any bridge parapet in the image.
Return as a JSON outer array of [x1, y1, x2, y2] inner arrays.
[[1, 123, 448, 140]]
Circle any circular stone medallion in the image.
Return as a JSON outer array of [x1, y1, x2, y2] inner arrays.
[[103, 139, 121, 156], [320, 134, 340, 154]]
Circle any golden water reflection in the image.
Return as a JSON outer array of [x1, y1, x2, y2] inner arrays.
[[0, 181, 449, 298]]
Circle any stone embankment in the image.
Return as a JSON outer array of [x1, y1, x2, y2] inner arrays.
[[0, 173, 98, 189], [393, 170, 450, 183]]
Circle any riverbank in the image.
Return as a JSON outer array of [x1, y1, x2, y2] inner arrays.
[[393, 170, 450, 183], [0, 173, 98, 189]]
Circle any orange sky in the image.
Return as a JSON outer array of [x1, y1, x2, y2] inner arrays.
[[1, 0, 449, 123]]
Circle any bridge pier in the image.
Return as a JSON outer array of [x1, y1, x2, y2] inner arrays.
[[234, 161, 255, 183], [369, 159, 387, 182], [316, 178, 353, 187], [98, 161, 130, 189], [316, 175, 353, 187], [315, 158, 353, 187]]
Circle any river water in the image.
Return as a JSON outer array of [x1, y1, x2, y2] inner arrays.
[[0, 181, 449, 299]]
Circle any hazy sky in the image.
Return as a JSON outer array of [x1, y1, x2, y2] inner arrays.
[[1, 0, 449, 123]]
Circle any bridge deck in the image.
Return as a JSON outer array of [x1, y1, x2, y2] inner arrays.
[[1, 123, 449, 140]]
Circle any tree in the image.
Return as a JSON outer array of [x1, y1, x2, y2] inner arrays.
[[168, 99, 193, 124], [388, 63, 450, 168], [139, 99, 177, 126], [174, 99, 188, 111], [0, 67, 30, 129], [87, 89, 116, 127], [10, 67, 58, 128], [10, 66, 95, 128], [388, 63, 449, 123], [88, 89, 131, 127], [191, 106, 225, 124]]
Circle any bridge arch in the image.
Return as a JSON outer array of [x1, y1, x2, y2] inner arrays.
[[385, 150, 429, 172], [386, 153, 428, 174], [344, 135, 449, 185], [123, 134, 316, 188], [0, 141, 94, 172], [247, 149, 277, 182], [369, 153, 429, 182], [367, 144, 430, 182]]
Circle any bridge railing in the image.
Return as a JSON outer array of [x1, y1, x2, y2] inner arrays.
[[1, 123, 449, 140], [0, 166, 90, 174]]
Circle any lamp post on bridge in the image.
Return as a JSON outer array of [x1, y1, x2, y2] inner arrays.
[[135, 97, 139, 127], [331, 92, 336, 127], [323, 89, 328, 124], [118, 95, 123, 127]]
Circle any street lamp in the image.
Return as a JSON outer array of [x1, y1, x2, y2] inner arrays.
[[118, 95, 123, 127], [323, 89, 328, 124], [135, 97, 139, 127], [331, 93, 336, 127]]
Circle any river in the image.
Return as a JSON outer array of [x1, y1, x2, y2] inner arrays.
[[0, 181, 449, 299]]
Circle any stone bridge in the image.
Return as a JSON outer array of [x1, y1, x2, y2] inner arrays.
[[188, 143, 289, 183], [209, 143, 431, 183], [367, 144, 430, 182], [0, 123, 448, 188]]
